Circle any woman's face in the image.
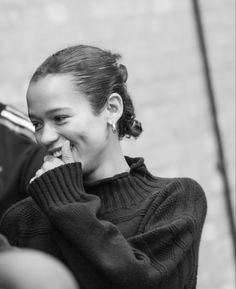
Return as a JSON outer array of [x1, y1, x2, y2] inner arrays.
[[27, 74, 110, 176]]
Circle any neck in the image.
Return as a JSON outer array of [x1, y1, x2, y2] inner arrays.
[[83, 137, 130, 184]]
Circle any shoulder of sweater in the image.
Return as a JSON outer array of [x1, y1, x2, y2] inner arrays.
[[135, 177, 207, 234], [152, 176, 206, 202], [175, 177, 207, 204], [144, 177, 207, 221]]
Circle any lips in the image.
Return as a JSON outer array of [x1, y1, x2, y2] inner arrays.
[[48, 147, 62, 158], [48, 143, 74, 158], [53, 150, 62, 158]]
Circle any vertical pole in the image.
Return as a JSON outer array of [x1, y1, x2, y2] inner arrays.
[[191, 0, 236, 259]]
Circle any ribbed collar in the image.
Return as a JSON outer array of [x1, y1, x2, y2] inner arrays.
[[84, 157, 162, 213]]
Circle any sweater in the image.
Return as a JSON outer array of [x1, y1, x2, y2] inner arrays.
[[0, 157, 207, 289]]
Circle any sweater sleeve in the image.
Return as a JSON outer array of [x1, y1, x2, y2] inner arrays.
[[28, 163, 207, 289]]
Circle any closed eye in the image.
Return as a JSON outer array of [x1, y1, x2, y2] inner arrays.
[[32, 121, 43, 131], [53, 115, 69, 124]]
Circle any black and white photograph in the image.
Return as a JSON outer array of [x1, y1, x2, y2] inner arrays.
[[0, 1, 235, 288]]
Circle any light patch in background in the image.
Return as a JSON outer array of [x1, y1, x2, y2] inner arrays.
[[44, 2, 68, 24], [203, 222, 218, 243], [152, 0, 174, 13], [8, 10, 19, 24], [89, 0, 175, 18]]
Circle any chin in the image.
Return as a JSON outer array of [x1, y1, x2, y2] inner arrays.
[[82, 162, 99, 183]]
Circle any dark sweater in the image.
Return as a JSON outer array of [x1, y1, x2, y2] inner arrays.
[[0, 157, 207, 289]]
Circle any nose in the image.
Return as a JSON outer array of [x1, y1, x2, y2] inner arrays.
[[36, 123, 59, 147]]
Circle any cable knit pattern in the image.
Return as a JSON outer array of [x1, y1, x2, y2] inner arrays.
[[0, 157, 207, 289]]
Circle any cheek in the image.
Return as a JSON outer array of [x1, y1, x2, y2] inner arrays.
[[89, 119, 108, 142], [77, 124, 108, 150], [56, 122, 80, 141], [74, 127, 106, 146], [60, 115, 108, 146], [34, 132, 42, 144]]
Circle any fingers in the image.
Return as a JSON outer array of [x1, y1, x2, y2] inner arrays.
[[36, 168, 45, 178], [30, 169, 44, 183], [30, 158, 64, 183], [30, 176, 37, 184], [40, 158, 64, 174], [30, 140, 74, 184], [43, 155, 54, 162], [61, 140, 74, 164]]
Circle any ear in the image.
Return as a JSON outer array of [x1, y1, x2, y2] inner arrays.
[[105, 93, 123, 124]]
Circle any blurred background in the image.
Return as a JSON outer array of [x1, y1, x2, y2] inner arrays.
[[0, 0, 235, 288]]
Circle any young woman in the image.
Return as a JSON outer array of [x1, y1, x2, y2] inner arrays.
[[0, 45, 207, 289]]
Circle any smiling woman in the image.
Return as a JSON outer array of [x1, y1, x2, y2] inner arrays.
[[26, 72, 130, 182], [0, 45, 207, 289]]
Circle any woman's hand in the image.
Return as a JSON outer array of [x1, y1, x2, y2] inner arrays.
[[30, 140, 74, 183]]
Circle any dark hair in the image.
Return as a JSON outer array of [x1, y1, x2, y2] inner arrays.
[[30, 45, 142, 139]]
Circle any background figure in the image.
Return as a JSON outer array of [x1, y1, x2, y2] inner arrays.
[[0, 103, 45, 218], [0, 233, 11, 252], [0, 237, 79, 289]]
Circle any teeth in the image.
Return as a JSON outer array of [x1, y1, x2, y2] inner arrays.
[[51, 143, 73, 158], [53, 151, 62, 158]]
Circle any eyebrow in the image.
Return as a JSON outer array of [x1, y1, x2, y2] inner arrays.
[[29, 108, 72, 119], [46, 108, 71, 114]]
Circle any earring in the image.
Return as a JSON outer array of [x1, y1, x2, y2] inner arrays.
[[110, 122, 117, 134]]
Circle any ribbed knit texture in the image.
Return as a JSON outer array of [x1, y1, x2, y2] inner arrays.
[[0, 157, 207, 289]]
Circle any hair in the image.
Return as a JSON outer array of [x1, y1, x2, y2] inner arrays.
[[30, 45, 142, 139]]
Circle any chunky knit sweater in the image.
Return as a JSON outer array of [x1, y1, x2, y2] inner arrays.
[[0, 157, 207, 289]]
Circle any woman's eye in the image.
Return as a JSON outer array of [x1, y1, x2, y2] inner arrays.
[[54, 116, 68, 123], [32, 122, 42, 131]]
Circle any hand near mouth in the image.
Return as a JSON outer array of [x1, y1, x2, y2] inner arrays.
[[61, 140, 74, 164], [30, 141, 75, 183]]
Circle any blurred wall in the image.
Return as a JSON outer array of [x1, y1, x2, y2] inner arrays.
[[0, 0, 235, 288]]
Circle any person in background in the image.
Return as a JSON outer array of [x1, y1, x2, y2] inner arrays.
[[0, 45, 207, 289], [0, 102, 45, 218], [0, 233, 79, 289]]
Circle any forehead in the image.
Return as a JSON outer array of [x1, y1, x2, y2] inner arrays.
[[27, 74, 87, 112], [27, 74, 75, 102]]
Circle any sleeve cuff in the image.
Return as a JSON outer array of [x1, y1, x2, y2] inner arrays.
[[27, 162, 84, 209]]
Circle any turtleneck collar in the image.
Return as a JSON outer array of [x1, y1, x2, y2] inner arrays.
[[84, 157, 162, 213]]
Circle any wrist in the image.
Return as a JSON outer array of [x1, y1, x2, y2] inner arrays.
[[28, 162, 84, 208]]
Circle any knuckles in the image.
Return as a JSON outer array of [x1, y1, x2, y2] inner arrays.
[[32, 156, 65, 182]]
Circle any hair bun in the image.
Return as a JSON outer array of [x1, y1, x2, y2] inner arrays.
[[119, 64, 128, 83]]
